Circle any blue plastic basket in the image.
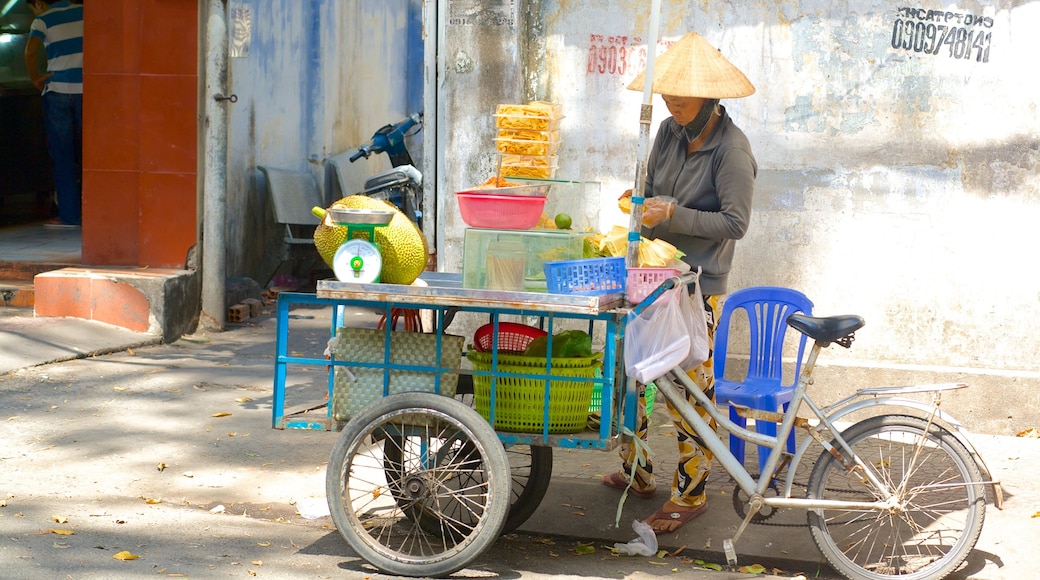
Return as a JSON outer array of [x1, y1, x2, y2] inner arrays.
[[544, 257, 626, 295]]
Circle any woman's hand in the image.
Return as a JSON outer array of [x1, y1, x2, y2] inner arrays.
[[642, 197, 676, 227]]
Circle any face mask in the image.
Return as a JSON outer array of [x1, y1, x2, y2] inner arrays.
[[681, 99, 720, 142]]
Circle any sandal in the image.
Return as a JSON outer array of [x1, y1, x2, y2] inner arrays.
[[600, 471, 657, 499], [643, 500, 708, 534]]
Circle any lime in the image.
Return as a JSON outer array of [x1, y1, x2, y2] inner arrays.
[[554, 213, 573, 230]]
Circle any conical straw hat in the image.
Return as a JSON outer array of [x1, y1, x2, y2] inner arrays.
[[627, 32, 755, 98]]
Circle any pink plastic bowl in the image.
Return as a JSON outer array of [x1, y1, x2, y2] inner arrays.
[[456, 192, 546, 230]]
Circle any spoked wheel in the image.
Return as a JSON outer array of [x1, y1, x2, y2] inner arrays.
[[806, 415, 986, 580], [326, 393, 510, 578], [501, 444, 552, 533], [452, 377, 553, 533], [384, 440, 552, 536]]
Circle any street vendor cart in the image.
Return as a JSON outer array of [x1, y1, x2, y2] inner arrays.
[[272, 269, 644, 578]]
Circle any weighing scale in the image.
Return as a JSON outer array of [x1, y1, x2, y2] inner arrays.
[[326, 208, 395, 283]]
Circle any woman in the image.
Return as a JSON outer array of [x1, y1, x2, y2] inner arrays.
[[602, 31, 757, 534]]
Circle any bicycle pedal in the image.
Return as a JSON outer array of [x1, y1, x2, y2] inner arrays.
[[723, 538, 737, 567]]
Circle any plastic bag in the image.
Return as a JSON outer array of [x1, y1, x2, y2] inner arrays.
[[613, 519, 658, 556], [624, 269, 708, 383], [683, 268, 709, 371]]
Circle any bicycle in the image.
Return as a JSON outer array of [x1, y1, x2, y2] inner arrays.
[[319, 273, 1001, 579], [648, 277, 1002, 580]]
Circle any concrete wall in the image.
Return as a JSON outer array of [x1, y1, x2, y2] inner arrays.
[[224, 0, 423, 282], [435, 1, 1040, 434]]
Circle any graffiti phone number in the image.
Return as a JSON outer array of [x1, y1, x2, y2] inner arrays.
[[891, 19, 991, 62]]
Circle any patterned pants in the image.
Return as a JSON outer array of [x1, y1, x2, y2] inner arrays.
[[617, 292, 723, 508]]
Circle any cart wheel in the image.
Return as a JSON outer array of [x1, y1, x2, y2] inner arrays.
[[500, 444, 552, 533], [326, 392, 511, 578], [451, 376, 553, 533]]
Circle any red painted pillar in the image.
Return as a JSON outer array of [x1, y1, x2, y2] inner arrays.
[[81, 0, 199, 268]]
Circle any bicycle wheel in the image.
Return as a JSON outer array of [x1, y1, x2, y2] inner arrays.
[[806, 415, 986, 580], [326, 392, 510, 578]]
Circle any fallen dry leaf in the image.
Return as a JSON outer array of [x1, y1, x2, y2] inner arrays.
[[1016, 427, 1039, 438], [41, 529, 74, 536], [157, 462, 168, 472], [141, 496, 162, 504], [574, 543, 595, 555], [113, 550, 139, 560], [52, 515, 68, 524], [236, 397, 253, 403], [256, 541, 272, 547], [739, 563, 768, 574], [182, 471, 194, 478], [212, 412, 232, 418], [1031, 511, 1040, 518]]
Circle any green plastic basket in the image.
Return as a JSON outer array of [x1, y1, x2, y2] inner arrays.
[[589, 377, 656, 416], [467, 350, 599, 433]]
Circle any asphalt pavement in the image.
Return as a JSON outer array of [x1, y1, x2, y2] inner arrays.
[[1, 304, 1037, 579]]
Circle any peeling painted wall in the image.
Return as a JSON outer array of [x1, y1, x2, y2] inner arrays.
[[224, 0, 422, 282], [437, 0, 1040, 374]]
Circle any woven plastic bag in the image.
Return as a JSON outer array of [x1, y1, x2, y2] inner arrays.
[[624, 269, 708, 383]]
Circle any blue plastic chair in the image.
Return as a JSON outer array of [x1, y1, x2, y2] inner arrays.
[[714, 286, 813, 474]]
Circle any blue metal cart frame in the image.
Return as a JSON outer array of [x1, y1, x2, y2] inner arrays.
[[272, 272, 638, 449]]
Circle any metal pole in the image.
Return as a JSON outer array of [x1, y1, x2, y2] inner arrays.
[[627, 0, 661, 268], [200, 0, 229, 331]]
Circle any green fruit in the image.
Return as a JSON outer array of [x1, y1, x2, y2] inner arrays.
[[312, 196, 429, 285], [554, 213, 572, 230]]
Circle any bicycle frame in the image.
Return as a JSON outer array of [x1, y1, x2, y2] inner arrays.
[[650, 333, 1002, 547]]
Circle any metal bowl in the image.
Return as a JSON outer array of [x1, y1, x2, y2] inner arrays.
[[326, 208, 395, 226], [456, 183, 552, 198]]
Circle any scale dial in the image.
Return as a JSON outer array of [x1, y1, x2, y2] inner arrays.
[[333, 239, 382, 283]]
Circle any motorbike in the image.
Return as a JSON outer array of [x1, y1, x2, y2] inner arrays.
[[349, 112, 424, 228]]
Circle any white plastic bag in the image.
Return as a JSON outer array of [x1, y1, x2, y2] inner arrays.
[[682, 268, 709, 371], [624, 269, 709, 383], [613, 519, 658, 556]]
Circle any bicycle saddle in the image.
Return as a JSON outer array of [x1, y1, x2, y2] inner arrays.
[[786, 313, 865, 347]]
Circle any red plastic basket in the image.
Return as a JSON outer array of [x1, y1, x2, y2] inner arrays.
[[472, 322, 547, 353], [456, 192, 546, 229]]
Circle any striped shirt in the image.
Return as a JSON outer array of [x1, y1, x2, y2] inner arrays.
[[29, 1, 83, 95]]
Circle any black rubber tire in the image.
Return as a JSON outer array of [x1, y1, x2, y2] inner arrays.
[[500, 444, 552, 533], [326, 392, 510, 578], [451, 384, 553, 533], [806, 415, 986, 580]]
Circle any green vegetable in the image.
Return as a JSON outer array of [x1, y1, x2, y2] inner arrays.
[[522, 336, 548, 357], [522, 330, 592, 358]]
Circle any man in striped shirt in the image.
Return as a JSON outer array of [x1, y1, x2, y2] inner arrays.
[[24, 0, 84, 228]]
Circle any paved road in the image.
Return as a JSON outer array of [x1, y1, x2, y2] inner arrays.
[[1, 304, 1035, 579]]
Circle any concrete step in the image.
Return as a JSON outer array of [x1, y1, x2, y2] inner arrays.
[[0, 260, 78, 282], [34, 267, 198, 342], [0, 280, 35, 308]]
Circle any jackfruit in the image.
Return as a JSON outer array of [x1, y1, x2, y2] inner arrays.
[[311, 196, 429, 285]]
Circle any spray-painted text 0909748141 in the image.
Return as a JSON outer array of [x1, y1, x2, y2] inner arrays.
[[891, 7, 993, 63]]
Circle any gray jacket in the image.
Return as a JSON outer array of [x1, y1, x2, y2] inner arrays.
[[643, 108, 757, 296]]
